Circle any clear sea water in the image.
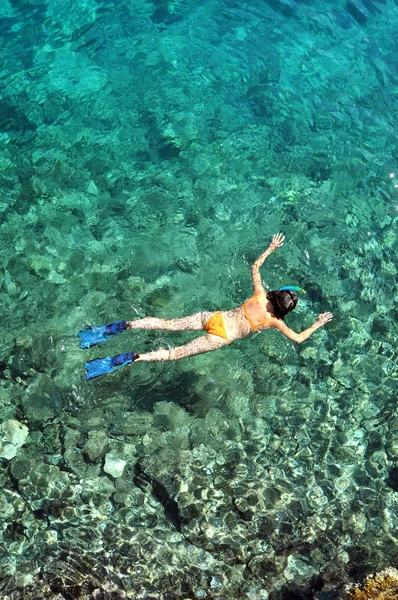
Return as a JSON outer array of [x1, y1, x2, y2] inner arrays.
[[1, 0, 398, 598]]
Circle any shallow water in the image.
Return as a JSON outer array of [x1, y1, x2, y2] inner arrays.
[[1, 0, 398, 598]]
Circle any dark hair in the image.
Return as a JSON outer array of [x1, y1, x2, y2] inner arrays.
[[267, 290, 298, 320]]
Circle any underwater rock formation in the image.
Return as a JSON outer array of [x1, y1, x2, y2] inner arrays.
[[347, 568, 398, 600], [0, 419, 29, 459]]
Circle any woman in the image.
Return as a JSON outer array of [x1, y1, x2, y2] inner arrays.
[[79, 233, 333, 379]]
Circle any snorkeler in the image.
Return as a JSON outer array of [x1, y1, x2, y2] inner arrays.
[[79, 233, 333, 379]]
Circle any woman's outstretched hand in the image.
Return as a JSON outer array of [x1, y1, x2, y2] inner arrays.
[[316, 312, 333, 327], [269, 232, 285, 252]]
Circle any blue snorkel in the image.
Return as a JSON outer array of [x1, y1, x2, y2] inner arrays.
[[278, 285, 306, 294]]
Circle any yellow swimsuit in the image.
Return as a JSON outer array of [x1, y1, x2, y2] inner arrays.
[[242, 295, 275, 333], [204, 295, 275, 343], [204, 312, 230, 343]]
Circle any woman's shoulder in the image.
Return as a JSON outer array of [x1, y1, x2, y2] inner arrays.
[[269, 317, 285, 330], [244, 293, 268, 304]]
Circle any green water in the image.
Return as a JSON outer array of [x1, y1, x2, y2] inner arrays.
[[1, 0, 398, 598]]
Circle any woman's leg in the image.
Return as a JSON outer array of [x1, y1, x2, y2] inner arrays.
[[127, 311, 212, 332], [135, 334, 228, 362]]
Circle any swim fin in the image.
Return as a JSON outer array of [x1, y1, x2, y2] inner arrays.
[[78, 320, 129, 349], [84, 351, 139, 380]]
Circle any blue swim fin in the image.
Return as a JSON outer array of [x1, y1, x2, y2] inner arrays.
[[78, 320, 129, 349], [84, 351, 139, 380]]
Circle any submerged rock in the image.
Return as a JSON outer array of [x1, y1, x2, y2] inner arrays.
[[81, 476, 115, 497], [104, 452, 126, 478], [83, 430, 109, 463], [0, 420, 29, 459], [111, 411, 153, 436], [347, 567, 398, 599], [0, 443, 18, 460]]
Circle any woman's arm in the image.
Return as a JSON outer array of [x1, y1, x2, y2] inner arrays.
[[271, 312, 333, 343], [251, 233, 285, 295]]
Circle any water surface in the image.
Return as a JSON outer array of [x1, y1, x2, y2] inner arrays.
[[1, 0, 398, 598]]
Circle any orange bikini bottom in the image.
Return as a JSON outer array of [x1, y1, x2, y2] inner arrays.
[[204, 312, 230, 343]]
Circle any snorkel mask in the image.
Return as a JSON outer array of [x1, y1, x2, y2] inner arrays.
[[278, 285, 306, 294]]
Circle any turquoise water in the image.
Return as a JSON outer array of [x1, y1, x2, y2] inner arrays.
[[1, 0, 398, 597]]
